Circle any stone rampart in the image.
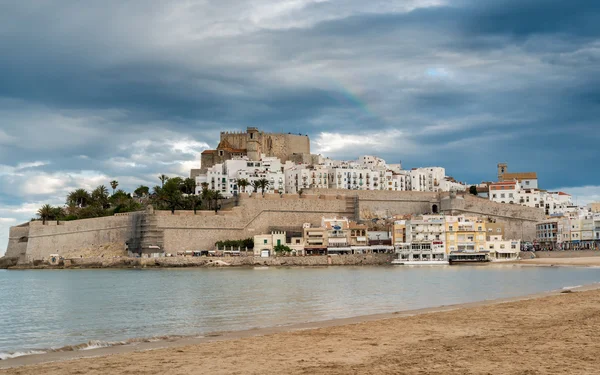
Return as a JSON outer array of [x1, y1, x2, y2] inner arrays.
[[5, 224, 30, 262], [158, 194, 352, 252], [305, 189, 441, 218], [24, 215, 131, 261]]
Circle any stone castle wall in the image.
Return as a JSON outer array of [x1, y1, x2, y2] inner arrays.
[[157, 193, 352, 252], [24, 215, 132, 261], [220, 131, 310, 162], [5, 224, 30, 262], [4, 191, 546, 261], [305, 189, 440, 218], [440, 193, 545, 241]]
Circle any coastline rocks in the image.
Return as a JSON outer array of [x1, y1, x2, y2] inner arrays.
[[0, 257, 18, 269]]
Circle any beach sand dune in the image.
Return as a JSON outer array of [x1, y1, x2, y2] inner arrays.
[[2, 288, 600, 374]]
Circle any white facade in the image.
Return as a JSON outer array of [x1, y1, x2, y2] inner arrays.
[[405, 215, 446, 253], [490, 181, 573, 216], [285, 165, 329, 194], [196, 156, 285, 197], [486, 236, 520, 261]]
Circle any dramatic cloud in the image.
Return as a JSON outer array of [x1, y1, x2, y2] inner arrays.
[[1, 0, 600, 252]]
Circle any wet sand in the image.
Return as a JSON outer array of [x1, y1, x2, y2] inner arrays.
[[2, 284, 600, 374]]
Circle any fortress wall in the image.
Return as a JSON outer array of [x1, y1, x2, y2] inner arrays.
[[221, 132, 248, 150], [5, 224, 30, 261], [441, 194, 545, 241], [305, 189, 439, 218], [158, 195, 352, 252], [24, 216, 131, 261]]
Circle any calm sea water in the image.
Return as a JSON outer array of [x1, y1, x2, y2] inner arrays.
[[1, 265, 599, 358]]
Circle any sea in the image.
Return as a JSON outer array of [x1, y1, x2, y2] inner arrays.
[[1, 265, 599, 359]]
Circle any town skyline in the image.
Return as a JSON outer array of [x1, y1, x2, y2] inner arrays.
[[1, 0, 600, 252]]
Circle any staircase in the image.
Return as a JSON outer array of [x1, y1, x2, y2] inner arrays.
[[128, 211, 164, 254], [345, 195, 359, 221]]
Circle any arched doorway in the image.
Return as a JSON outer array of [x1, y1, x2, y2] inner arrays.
[[432, 204, 439, 214]]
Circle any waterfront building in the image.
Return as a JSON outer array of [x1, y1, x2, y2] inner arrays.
[[445, 215, 487, 253], [536, 218, 559, 250], [486, 235, 521, 261], [253, 231, 304, 257]]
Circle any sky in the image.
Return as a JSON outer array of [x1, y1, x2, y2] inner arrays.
[[1, 0, 600, 253]]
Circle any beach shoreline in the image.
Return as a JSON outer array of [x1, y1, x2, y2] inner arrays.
[[2, 280, 599, 372]]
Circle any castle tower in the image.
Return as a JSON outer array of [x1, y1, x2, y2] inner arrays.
[[246, 127, 260, 161], [497, 163, 507, 181]]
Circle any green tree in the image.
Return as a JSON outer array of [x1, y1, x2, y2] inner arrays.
[[51, 206, 64, 224], [158, 177, 184, 214], [110, 189, 131, 208], [273, 244, 292, 255], [236, 178, 249, 194], [159, 174, 169, 188], [251, 180, 260, 193], [257, 178, 270, 195], [134, 185, 150, 198], [37, 204, 53, 225], [110, 180, 119, 195], [469, 185, 478, 196], [212, 190, 224, 213], [182, 178, 196, 195], [201, 187, 213, 210], [67, 189, 91, 208], [186, 195, 203, 214], [91, 185, 110, 209]]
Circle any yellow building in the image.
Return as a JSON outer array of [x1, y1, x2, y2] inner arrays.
[[392, 220, 408, 248], [445, 215, 486, 253]]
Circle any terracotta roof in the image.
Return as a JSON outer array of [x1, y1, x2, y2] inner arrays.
[[201, 150, 217, 154], [558, 192, 571, 196], [490, 181, 517, 185], [501, 172, 537, 181]]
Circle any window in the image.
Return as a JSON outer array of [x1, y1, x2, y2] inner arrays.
[[501, 193, 505, 198], [526, 181, 530, 185], [264, 239, 268, 244], [500, 244, 505, 249], [493, 194, 497, 198]]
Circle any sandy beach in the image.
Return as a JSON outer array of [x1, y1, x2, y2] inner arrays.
[[2, 283, 600, 375]]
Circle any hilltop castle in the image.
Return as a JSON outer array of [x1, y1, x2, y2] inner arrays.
[[193, 127, 312, 176]]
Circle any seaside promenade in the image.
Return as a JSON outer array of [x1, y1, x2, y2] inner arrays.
[[2, 284, 600, 374]]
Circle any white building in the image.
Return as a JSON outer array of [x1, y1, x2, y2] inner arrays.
[[486, 235, 520, 261], [196, 156, 285, 197], [285, 165, 329, 194]]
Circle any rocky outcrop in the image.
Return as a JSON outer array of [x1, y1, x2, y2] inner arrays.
[[0, 257, 18, 269]]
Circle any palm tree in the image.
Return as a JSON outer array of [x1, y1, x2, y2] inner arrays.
[[134, 185, 150, 198], [236, 178, 249, 194], [52, 207, 64, 224], [212, 190, 224, 213], [251, 180, 260, 193], [110, 180, 119, 195], [201, 188, 214, 210], [257, 178, 270, 195], [92, 185, 110, 208], [67, 189, 91, 208], [182, 178, 196, 195], [159, 174, 169, 188], [37, 204, 53, 225]]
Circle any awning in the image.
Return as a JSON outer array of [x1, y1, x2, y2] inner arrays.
[[328, 238, 347, 244]]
